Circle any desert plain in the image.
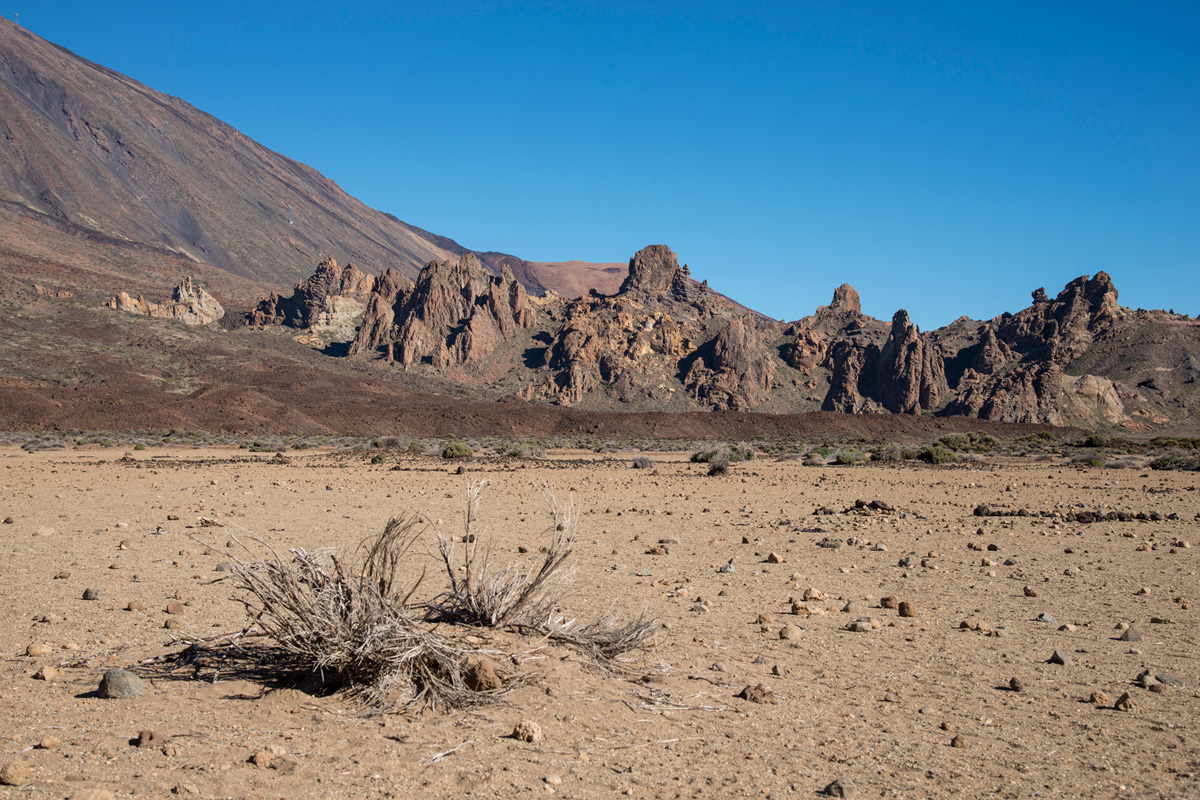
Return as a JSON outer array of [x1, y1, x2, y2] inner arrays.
[[0, 444, 1197, 800]]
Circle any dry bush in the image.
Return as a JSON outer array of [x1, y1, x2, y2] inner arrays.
[[216, 481, 657, 709]]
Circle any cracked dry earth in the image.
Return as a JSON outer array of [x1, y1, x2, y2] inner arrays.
[[0, 447, 1197, 799]]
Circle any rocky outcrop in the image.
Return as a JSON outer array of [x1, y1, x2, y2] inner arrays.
[[943, 363, 1067, 425], [829, 284, 861, 314], [780, 322, 826, 372], [994, 272, 1123, 363], [107, 277, 224, 326], [248, 259, 374, 332], [820, 310, 946, 414], [372, 255, 535, 368], [348, 269, 414, 356], [684, 316, 776, 410], [875, 310, 948, 413]]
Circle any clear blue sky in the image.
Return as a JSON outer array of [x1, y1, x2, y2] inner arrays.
[[19, 2, 1200, 327]]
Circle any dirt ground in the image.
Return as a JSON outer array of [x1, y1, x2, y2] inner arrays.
[[0, 446, 1197, 799]]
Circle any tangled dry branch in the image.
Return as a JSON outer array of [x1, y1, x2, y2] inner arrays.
[[219, 482, 658, 709]]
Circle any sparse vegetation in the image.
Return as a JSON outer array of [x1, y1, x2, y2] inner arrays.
[[218, 482, 657, 710], [917, 444, 956, 464], [631, 455, 653, 469], [442, 441, 474, 459]]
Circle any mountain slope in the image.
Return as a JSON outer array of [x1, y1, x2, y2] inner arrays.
[[0, 19, 617, 299]]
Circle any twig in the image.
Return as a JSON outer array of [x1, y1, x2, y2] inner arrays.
[[419, 739, 474, 766]]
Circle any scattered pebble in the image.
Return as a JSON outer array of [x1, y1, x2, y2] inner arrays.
[[26, 643, 51, 657], [898, 601, 916, 618], [1114, 692, 1134, 712], [82, 587, 101, 601], [1009, 677, 1025, 692], [135, 730, 168, 748], [513, 720, 544, 743], [126, 601, 145, 612], [37, 736, 60, 750], [98, 668, 144, 699], [736, 683, 778, 704], [1090, 690, 1111, 705], [33, 666, 62, 681], [1118, 626, 1143, 642], [0, 761, 34, 786], [821, 776, 858, 798], [951, 734, 967, 748], [1049, 650, 1072, 666], [779, 624, 803, 641], [880, 597, 898, 609]]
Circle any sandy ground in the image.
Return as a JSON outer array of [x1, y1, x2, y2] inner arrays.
[[0, 446, 1197, 799]]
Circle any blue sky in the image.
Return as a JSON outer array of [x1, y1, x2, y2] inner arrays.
[[21, 2, 1200, 327]]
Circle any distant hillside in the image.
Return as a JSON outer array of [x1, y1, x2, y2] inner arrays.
[[0, 19, 613, 299]]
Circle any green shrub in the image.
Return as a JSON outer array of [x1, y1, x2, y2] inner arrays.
[[370, 453, 386, 464], [813, 445, 834, 458], [835, 450, 864, 465], [442, 442, 474, 459], [134, 443, 146, 451], [917, 445, 956, 464]]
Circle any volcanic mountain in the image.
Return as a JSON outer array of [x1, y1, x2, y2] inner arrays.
[[0, 18, 617, 298]]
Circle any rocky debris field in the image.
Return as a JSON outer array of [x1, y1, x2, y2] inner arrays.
[[0, 446, 1197, 799]]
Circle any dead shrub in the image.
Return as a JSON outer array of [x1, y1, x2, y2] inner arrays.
[[212, 480, 657, 710]]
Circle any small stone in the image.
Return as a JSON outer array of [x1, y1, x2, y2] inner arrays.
[[82, 587, 101, 601], [736, 683, 778, 704], [842, 601, 863, 614], [883, 692, 900, 703], [779, 624, 803, 641], [135, 730, 168, 748], [898, 556, 915, 568], [164, 617, 184, 630], [1009, 677, 1025, 692], [1049, 650, 1072, 666], [2, 516, 12, 524], [167, 514, 180, 521], [951, 735, 967, 749], [710, 662, 727, 672], [1156, 673, 1184, 686], [1090, 690, 1110, 705], [1114, 691, 1134, 712], [126, 601, 145, 612], [880, 596, 898, 609], [214, 562, 231, 572], [26, 643, 52, 657], [690, 603, 709, 613], [846, 621, 872, 633], [464, 657, 503, 692], [803, 588, 828, 602], [513, 720, 544, 743], [98, 668, 145, 699], [1118, 626, 1143, 642], [250, 749, 274, 768], [54, 569, 71, 579], [1023, 586, 1039, 597], [918, 705, 934, 715], [33, 666, 62, 681], [0, 761, 33, 786], [756, 612, 774, 625], [821, 776, 858, 798], [543, 775, 563, 786], [37, 736, 60, 750], [1035, 613, 1056, 624], [766, 552, 782, 564], [165, 601, 184, 615], [898, 601, 916, 618], [1058, 623, 1076, 632]]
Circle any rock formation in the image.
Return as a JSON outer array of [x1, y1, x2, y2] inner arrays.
[[241, 250, 1196, 429], [344, 254, 535, 368], [820, 310, 946, 414], [249, 259, 374, 332], [684, 315, 776, 410], [107, 277, 224, 326]]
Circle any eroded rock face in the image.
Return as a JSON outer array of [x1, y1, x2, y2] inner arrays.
[[994, 272, 1123, 363], [685, 315, 776, 410], [374, 255, 535, 368], [248, 259, 373, 331], [107, 277, 224, 326], [820, 310, 945, 414], [875, 310, 948, 413], [829, 284, 861, 314], [944, 363, 1067, 425]]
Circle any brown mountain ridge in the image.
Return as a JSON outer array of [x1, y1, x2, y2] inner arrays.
[[241, 244, 1200, 431]]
